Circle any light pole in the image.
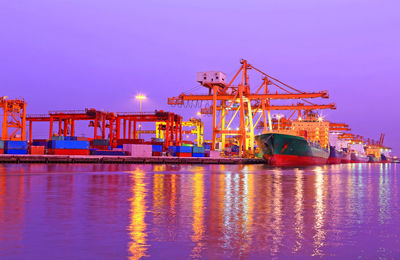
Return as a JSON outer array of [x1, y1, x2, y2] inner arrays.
[[135, 94, 146, 138]]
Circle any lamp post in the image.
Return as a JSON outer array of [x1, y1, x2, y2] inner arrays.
[[135, 94, 146, 138]]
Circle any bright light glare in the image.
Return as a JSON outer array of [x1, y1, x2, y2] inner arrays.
[[197, 112, 201, 116], [318, 116, 323, 122], [135, 94, 146, 100]]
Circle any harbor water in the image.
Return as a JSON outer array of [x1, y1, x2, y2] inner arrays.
[[0, 163, 399, 259]]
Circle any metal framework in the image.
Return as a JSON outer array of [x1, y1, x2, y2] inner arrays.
[[1, 96, 26, 141], [168, 59, 335, 156], [27, 109, 182, 150]]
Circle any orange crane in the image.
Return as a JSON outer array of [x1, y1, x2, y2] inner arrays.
[[168, 59, 335, 156], [0, 96, 26, 141]]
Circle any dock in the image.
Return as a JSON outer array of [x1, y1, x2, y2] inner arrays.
[[0, 154, 265, 165]]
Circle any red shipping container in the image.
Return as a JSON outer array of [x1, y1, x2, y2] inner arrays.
[[92, 145, 109, 150], [0, 149, 3, 154], [49, 149, 90, 155], [152, 152, 162, 156], [177, 152, 192, 158], [117, 139, 144, 145], [30, 146, 45, 155]]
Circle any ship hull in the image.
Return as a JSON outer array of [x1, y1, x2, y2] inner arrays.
[[350, 152, 369, 163], [256, 133, 329, 167], [328, 146, 343, 164]]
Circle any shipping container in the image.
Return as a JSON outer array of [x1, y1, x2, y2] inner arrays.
[[4, 141, 28, 150], [152, 151, 162, 156], [0, 149, 4, 154], [92, 145, 110, 150], [152, 145, 163, 152], [192, 153, 204, 158], [51, 136, 64, 140], [48, 140, 90, 149], [32, 139, 48, 147], [0, 141, 4, 149], [177, 146, 192, 153], [117, 139, 144, 145], [64, 136, 78, 141], [193, 146, 205, 153], [93, 150, 126, 156], [30, 146, 45, 155], [5, 149, 28, 155], [122, 144, 152, 157], [92, 139, 110, 146], [48, 149, 90, 155], [177, 152, 192, 157]]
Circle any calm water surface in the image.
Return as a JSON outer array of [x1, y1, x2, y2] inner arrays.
[[0, 163, 399, 259]]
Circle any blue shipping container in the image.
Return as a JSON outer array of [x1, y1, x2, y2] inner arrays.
[[49, 140, 90, 149], [5, 149, 28, 155], [94, 150, 126, 156], [32, 141, 48, 147], [177, 146, 192, 153], [0, 141, 3, 149], [204, 144, 211, 150], [4, 141, 28, 149], [64, 136, 77, 141], [192, 153, 205, 158], [193, 146, 205, 153], [51, 136, 64, 140], [168, 146, 177, 152], [152, 145, 163, 152]]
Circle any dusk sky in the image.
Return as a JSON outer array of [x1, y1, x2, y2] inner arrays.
[[1, 0, 399, 153]]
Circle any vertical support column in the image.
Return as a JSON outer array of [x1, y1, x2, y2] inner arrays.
[[123, 119, 126, 139], [49, 118, 53, 139], [221, 100, 226, 149], [133, 121, 137, 139], [21, 102, 26, 141], [102, 117, 106, 139], [2, 101, 7, 140], [109, 119, 114, 147], [170, 115, 174, 147], [29, 120, 32, 143], [165, 118, 170, 147], [239, 85, 246, 156], [116, 118, 121, 141], [212, 85, 217, 150], [128, 120, 132, 139], [71, 120, 75, 137], [179, 119, 182, 146], [63, 119, 68, 136], [174, 117, 178, 146], [58, 120, 62, 136], [94, 116, 98, 139], [247, 99, 255, 153]]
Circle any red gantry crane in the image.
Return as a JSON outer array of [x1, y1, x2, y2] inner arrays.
[[1, 96, 27, 141], [168, 59, 336, 156]]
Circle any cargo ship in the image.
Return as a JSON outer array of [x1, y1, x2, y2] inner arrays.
[[341, 148, 352, 163], [255, 133, 329, 166], [327, 146, 343, 164]]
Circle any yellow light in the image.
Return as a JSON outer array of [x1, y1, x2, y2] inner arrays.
[[135, 94, 146, 100], [298, 117, 302, 121], [197, 112, 201, 116], [318, 116, 323, 122]]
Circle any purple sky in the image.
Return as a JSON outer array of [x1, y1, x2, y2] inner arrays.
[[1, 1, 399, 154]]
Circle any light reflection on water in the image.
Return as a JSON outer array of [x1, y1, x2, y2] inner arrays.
[[0, 163, 399, 259]]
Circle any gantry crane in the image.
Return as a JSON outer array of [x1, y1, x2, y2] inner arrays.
[[0, 96, 27, 141], [168, 59, 335, 156], [156, 117, 203, 146]]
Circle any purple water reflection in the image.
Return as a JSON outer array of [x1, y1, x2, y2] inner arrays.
[[0, 163, 399, 259]]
